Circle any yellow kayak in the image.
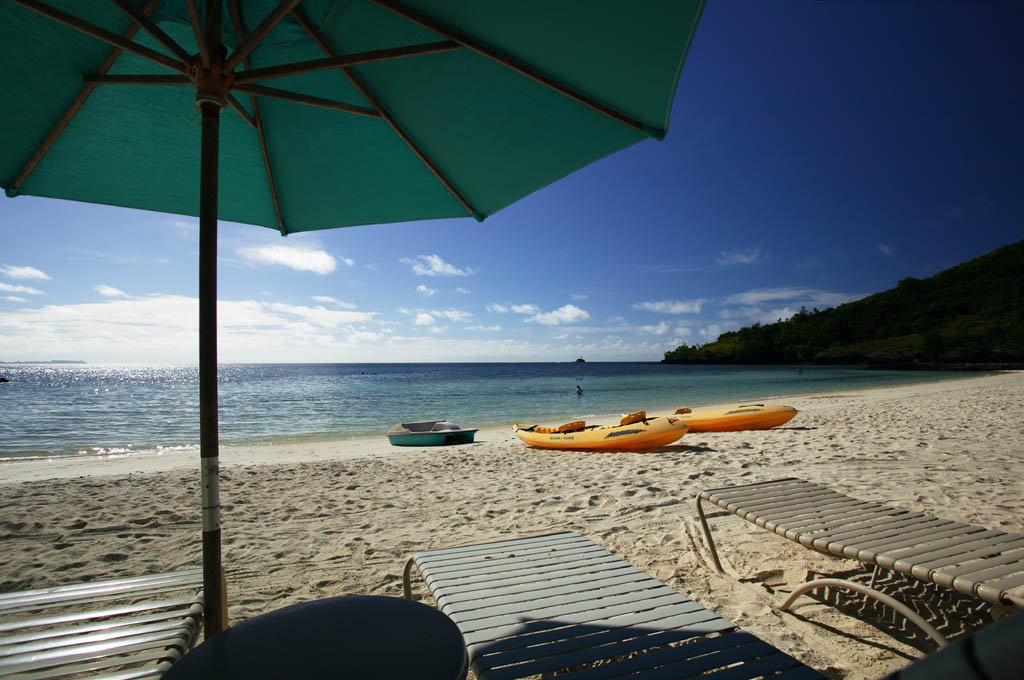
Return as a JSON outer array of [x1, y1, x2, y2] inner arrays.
[[513, 411, 688, 451], [670, 403, 797, 432]]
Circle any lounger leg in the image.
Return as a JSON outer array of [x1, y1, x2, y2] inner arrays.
[[869, 565, 880, 589], [695, 495, 725, 575], [402, 558, 419, 600], [776, 577, 948, 648]]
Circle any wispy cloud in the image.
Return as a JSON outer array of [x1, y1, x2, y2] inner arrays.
[[0, 295, 378, 363], [487, 303, 508, 313], [511, 303, 539, 315], [722, 287, 861, 308], [401, 254, 477, 277], [638, 321, 670, 335], [526, 304, 590, 326], [715, 246, 763, 266], [570, 293, 589, 301], [466, 324, 501, 331], [1, 265, 51, 281], [632, 299, 704, 314], [876, 243, 895, 256], [311, 295, 356, 309], [4, 296, 27, 303], [416, 284, 437, 297], [237, 244, 339, 274], [0, 282, 44, 295], [455, 287, 471, 295], [94, 284, 128, 297]]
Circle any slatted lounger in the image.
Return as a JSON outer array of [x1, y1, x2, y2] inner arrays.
[[696, 478, 1024, 646], [403, 531, 823, 679], [0, 569, 204, 680]]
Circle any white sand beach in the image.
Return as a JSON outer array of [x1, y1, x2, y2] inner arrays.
[[1, 371, 1022, 678]]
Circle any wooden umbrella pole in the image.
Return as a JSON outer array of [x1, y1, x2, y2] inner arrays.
[[199, 95, 226, 638]]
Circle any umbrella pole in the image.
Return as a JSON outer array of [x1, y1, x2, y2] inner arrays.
[[199, 97, 227, 638]]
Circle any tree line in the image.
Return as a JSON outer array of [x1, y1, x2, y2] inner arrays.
[[663, 239, 1024, 365]]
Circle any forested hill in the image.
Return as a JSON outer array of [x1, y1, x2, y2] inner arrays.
[[663, 239, 1024, 365]]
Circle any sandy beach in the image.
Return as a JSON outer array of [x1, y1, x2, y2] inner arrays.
[[1, 371, 1022, 678]]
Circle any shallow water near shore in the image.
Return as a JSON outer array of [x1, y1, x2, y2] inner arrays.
[[0, 362, 979, 459]]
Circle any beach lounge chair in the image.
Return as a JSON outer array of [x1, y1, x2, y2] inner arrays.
[[696, 478, 1024, 646], [403, 531, 824, 679], [0, 569, 203, 679]]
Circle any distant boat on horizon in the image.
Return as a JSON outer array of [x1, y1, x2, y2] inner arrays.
[[575, 356, 586, 363]]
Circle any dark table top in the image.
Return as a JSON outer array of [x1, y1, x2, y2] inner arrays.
[[164, 594, 468, 679]]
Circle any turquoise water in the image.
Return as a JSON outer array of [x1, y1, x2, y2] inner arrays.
[[0, 363, 978, 460]]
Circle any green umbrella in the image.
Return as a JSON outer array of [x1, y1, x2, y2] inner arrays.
[[0, 0, 705, 635]]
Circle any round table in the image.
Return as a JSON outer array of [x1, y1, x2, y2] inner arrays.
[[164, 595, 467, 679]]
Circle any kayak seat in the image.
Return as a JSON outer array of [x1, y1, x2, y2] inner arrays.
[[619, 411, 647, 426], [534, 421, 586, 434]]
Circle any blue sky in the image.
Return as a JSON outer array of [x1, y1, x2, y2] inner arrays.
[[1, 1, 1021, 363]]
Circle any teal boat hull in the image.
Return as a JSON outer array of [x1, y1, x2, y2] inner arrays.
[[388, 430, 477, 447]]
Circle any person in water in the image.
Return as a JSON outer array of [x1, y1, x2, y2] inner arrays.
[[576, 385, 583, 395]]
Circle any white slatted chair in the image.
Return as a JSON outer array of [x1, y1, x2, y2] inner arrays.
[[0, 569, 203, 680], [404, 531, 823, 680]]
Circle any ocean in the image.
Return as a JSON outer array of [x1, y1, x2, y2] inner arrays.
[[0, 362, 977, 461]]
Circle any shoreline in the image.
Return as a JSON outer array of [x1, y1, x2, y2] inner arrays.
[[1, 370, 1021, 678], [0, 369, 995, 475]]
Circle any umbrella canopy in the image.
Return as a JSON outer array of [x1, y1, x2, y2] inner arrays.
[[0, 0, 705, 636]]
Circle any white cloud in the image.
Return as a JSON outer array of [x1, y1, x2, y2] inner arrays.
[[570, 293, 589, 301], [433, 308, 472, 323], [4, 296, 27, 303], [638, 321, 670, 335], [0, 282, 44, 295], [632, 299, 704, 314], [877, 243, 895, 256], [699, 324, 724, 341], [400, 254, 476, 277], [95, 284, 128, 297], [526, 304, 590, 326], [455, 287, 471, 295], [715, 246, 763, 266], [466, 324, 501, 331], [673, 325, 693, 337], [723, 287, 862, 308], [416, 284, 437, 297], [510, 303, 540, 315], [487, 303, 508, 313], [237, 244, 338, 274], [1, 265, 50, 281], [311, 295, 356, 309], [413, 313, 435, 326]]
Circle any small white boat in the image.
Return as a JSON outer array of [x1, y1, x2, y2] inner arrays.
[[387, 420, 478, 446]]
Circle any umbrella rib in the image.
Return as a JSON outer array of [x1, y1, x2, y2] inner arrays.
[[223, 0, 303, 74], [233, 84, 381, 118], [84, 74, 191, 85], [108, 0, 192, 64], [291, 7, 478, 220], [231, 41, 461, 85], [205, 0, 223, 57], [184, 0, 210, 68], [225, 94, 257, 128], [8, 0, 163, 195], [10, 0, 188, 75], [372, 0, 652, 137], [228, 0, 286, 232]]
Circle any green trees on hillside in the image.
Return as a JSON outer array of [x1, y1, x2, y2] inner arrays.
[[663, 239, 1024, 365]]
